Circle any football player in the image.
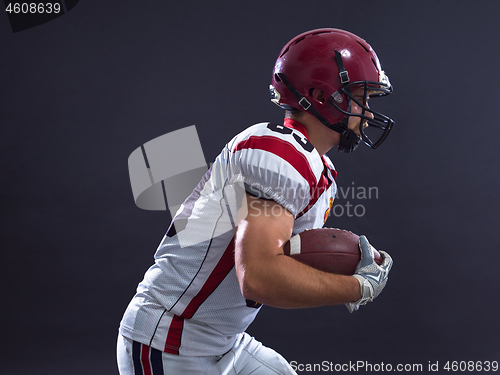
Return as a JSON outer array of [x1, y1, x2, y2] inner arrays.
[[118, 28, 394, 375]]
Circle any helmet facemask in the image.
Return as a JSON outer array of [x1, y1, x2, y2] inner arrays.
[[329, 79, 394, 151]]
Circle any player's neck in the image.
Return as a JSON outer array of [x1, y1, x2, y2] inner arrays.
[[286, 113, 340, 155]]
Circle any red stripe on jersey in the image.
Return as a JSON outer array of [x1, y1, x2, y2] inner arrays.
[[331, 169, 338, 181], [180, 238, 236, 320], [322, 156, 338, 182], [164, 315, 184, 355], [233, 135, 317, 194], [140, 344, 153, 375], [297, 163, 335, 218]]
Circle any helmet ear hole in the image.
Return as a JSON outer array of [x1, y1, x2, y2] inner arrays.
[[309, 88, 325, 103]]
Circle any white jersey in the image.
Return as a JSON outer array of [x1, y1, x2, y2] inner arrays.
[[119, 119, 338, 356]]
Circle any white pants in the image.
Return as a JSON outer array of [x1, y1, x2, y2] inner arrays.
[[117, 333, 297, 375]]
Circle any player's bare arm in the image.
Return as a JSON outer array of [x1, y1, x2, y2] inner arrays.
[[234, 194, 362, 309]]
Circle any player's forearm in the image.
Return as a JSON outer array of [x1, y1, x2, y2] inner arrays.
[[238, 252, 362, 309]]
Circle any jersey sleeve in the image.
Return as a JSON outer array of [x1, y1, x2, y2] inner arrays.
[[228, 123, 324, 218]]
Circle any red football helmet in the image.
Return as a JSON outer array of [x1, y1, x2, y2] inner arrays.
[[270, 28, 394, 152]]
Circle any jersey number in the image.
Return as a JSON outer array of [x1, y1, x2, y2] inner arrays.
[[267, 123, 314, 153]]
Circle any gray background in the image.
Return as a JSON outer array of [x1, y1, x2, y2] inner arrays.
[[1, 1, 499, 374]]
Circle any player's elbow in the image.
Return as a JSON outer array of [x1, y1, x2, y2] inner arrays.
[[236, 266, 269, 303], [239, 282, 260, 302]]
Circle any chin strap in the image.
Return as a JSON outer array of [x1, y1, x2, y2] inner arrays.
[[337, 125, 360, 153], [276, 54, 360, 153], [331, 50, 360, 153]]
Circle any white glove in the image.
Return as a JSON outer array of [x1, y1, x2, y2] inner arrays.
[[346, 235, 393, 313]]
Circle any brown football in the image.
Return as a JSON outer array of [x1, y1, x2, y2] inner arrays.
[[282, 228, 382, 275]]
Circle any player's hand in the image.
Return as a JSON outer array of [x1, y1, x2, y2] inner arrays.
[[345, 235, 393, 313]]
